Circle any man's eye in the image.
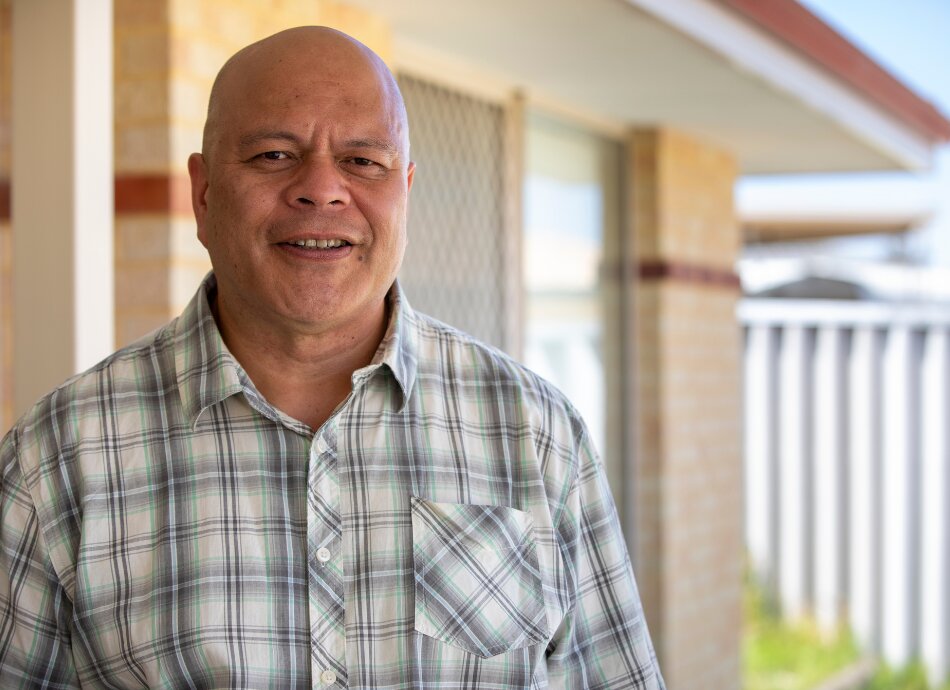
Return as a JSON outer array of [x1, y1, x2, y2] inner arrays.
[[260, 151, 288, 161], [351, 157, 375, 166]]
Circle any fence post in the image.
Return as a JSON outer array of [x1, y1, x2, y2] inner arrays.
[[921, 328, 949, 686], [745, 324, 778, 593], [848, 326, 883, 653], [779, 325, 812, 620], [881, 326, 920, 667], [814, 326, 847, 637]]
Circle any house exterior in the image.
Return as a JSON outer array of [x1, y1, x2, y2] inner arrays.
[[1, 1, 948, 688]]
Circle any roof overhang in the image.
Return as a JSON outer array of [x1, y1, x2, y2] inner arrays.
[[343, 0, 950, 174], [741, 212, 931, 244], [737, 170, 938, 243]]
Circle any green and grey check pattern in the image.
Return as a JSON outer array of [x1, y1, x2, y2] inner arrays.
[[410, 498, 548, 658], [1, 274, 664, 689]]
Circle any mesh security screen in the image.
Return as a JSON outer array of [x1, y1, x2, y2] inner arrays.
[[397, 74, 508, 351]]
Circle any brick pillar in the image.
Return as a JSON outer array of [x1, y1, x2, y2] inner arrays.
[[0, 0, 11, 431], [113, 0, 392, 346], [627, 128, 743, 690]]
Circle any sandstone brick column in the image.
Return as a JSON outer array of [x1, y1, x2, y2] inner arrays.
[[0, 0, 11, 430], [626, 128, 743, 690], [113, 0, 392, 346]]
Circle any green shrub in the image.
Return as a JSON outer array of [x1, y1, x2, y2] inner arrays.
[[743, 581, 860, 690], [743, 577, 950, 690], [867, 662, 950, 690]]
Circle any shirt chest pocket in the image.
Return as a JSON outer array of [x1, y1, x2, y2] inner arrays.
[[410, 497, 550, 658]]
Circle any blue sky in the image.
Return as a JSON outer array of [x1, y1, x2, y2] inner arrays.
[[741, 0, 950, 266], [797, 0, 950, 109]]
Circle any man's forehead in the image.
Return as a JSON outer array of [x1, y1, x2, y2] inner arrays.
[[218, 51, 398, 123], [219, 29, 391, 97], [226, 83, 403, 133]]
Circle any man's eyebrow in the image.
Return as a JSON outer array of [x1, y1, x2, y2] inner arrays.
[[344, 138, 399, 156], [237, 132, 400, 157], [238, 131, 302, 148]]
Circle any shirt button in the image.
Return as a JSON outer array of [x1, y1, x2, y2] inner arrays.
[[320, 669, 337, 684], [317, 547, 332, 563]]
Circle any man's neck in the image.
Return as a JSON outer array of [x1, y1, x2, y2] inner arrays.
[[212, 294, 389, 432]]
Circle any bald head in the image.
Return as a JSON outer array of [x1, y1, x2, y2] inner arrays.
[[202, 27, 409, 163]]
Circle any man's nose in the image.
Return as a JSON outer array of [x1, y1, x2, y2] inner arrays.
[[285, 155, 350, 209]]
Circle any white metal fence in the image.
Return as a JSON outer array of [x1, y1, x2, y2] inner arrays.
[[739, 298, 950, 686]]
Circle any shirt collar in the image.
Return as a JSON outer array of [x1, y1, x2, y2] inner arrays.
[[369, 279, 418, 412], [174, 273, 248, 429], [174, 273, 419, 429]]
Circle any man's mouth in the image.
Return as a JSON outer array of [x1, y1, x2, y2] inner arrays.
[[283, 239, 350, 249]]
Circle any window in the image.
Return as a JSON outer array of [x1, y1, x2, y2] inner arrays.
[[523, 112, 625, 504]]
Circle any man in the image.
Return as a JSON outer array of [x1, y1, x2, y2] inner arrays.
[[1, 27, 664, 689]]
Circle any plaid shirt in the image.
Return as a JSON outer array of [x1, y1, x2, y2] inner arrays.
[[1, 274, 664, 689]]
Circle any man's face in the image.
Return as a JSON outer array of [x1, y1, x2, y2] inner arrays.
[[189, 46, 414, 338]]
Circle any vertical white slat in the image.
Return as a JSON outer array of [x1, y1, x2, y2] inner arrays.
[[921, 328, 949, 686], [745, 324, 778, 589], [779, 325, 811, 620], [849, 326, 882, 653], [881, 326, 920, 667], [813, 326, 846, 636]]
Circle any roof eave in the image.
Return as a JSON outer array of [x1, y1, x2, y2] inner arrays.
[[713, 0, 950, 143]]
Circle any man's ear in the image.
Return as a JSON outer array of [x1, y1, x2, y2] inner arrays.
[[406, 160, 416, 193], [188, 153, 210, 247]]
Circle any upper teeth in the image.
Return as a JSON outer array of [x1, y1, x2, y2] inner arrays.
[[293, 239, 346, 248]]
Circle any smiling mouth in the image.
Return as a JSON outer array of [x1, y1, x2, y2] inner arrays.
[[283, 239, 350, 249]]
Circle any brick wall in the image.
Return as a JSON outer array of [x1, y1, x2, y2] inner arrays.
[[629, 128, 743, 690], [1, 0, 11, 431], [113, 0, 392, 346]]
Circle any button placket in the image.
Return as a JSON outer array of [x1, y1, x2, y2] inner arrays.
[[307, 424, 345, 686]]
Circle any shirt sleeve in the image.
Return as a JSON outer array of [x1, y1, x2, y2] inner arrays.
[[0, 428, 79, 689], [546, 425, 666, 690]]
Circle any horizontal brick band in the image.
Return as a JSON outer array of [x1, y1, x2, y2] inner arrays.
[[637, 259, 740, 289], [115, 174, 193, 216], [0, 175, 195, 220], [1, 176, 193, 219], [0, 179, 8, 221]]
